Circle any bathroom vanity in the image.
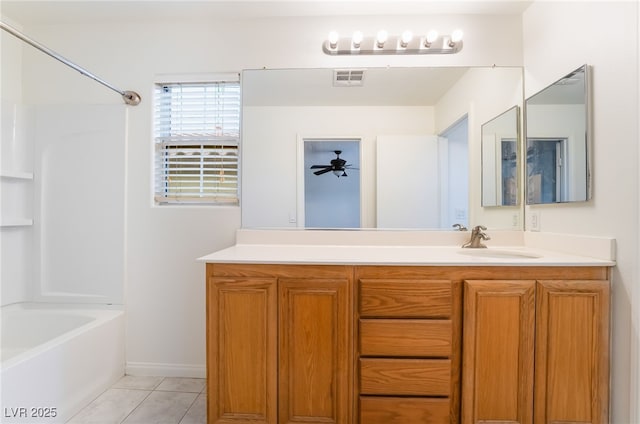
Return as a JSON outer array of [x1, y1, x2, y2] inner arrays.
[[200, 230, 614, 424]]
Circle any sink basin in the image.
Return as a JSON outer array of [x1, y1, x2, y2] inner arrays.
[[457, 249, 542, 259]]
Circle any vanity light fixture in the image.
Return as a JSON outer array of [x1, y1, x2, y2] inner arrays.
[[323, 28, 463, 55]]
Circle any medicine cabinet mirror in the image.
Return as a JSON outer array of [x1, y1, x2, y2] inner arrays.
[[481, 105, 520, 207], [241, 66, 524, 229], [525, 64, 590, 204]]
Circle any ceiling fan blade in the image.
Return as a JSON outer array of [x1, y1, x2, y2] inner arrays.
[[313, 167, 333, 175], [310, 165, 331, 169]]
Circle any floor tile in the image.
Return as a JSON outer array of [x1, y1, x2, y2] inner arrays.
[[156, 377, 205, 393], [111, 375, 164, 390], [122, 391, 198, 424], [179, 393, 206, 424], [67, 388, 150, 424]]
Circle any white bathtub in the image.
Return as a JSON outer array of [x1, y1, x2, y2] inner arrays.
[[0, 303, 125, 424]]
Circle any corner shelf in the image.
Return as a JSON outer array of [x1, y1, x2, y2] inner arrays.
[[1, 170, 34, 180]]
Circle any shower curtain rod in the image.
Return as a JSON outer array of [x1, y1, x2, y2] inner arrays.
[[0, 21, 141, 106]]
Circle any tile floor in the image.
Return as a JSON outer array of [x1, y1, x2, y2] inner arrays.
[[67, 376, 206, 424]]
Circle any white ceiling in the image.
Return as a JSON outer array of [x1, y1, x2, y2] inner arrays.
[[242, 67, 471, 106], [1, 1, 533, 25]]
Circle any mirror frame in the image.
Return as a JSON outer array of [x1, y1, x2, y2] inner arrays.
[[524, 64, 591, 205]]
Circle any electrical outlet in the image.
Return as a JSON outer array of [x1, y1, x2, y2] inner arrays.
[[530, 211, 540, 232], [512, 213, 519, 228]]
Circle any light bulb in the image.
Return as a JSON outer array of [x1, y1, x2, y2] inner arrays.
[[400, 30, 413, 48], [328, 31, 339, 49], [376, 30, 388, 48], [425, 30, 438, 47], [352, 31, 363, 48], [451, 29, 464, 43]]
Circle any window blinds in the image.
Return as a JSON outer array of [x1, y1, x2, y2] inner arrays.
[[154, 79, 240, 204]]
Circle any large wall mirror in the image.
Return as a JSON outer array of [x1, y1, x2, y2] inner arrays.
[[525, 64, 590, 204], [241, 66, 523, 229]]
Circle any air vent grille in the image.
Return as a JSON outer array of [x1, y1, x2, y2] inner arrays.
[[333, 69, 365, 87]]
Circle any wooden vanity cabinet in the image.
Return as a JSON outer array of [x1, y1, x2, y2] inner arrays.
[[355, 266, 463, 424], [206, 264, 353, 424], [206, 263, 610, 424], [462, 272, 610, 424]]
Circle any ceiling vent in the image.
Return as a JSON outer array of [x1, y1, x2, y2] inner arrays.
[[333, 69, 365, 87]]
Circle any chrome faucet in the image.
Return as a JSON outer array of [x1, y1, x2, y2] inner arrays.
[[452, 223, 468, 231], [462, 225, 490, 248]]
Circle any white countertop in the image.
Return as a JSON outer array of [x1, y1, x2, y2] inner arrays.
[[198, 230, 616, 267]]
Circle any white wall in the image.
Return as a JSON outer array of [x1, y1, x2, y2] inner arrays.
[[376, 135, 442, 228], [6, 12, 523, 376], [243, 105, 435, 228], [443, 118, 469, 227], [436, 66, 524, 229], [523, 2, 639, 422]]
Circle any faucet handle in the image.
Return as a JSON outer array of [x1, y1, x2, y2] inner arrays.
[[474, 225, 487, 231], [452, 223, 468, 231]]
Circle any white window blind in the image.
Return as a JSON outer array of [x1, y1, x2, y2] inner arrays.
[[154, 79, 240, 204]]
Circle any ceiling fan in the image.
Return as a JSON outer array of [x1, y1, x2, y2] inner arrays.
[[310, 150, 357, 177]]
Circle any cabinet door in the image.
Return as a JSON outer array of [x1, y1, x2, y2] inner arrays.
[[462, 280, 536, 424], [207, 277, 277, 424], [279, 278, 351, 424], [535, 280, 610, 424]]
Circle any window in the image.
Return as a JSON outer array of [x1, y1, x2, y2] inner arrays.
[[154, 77, 240, 204]]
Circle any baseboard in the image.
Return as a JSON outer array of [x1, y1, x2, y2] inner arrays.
[[125, 361, 206, 378]]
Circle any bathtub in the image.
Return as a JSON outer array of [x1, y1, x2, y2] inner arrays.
[[0, 303, 125, 424]]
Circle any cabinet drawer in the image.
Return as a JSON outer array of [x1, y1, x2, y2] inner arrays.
[[360, 358, 451, 396], [359, 396, 450, 424], [360, 319, 452, 357], [359, 280, 452, 318]]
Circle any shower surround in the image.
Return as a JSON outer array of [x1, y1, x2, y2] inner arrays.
[[0, 103, 128, 421]]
